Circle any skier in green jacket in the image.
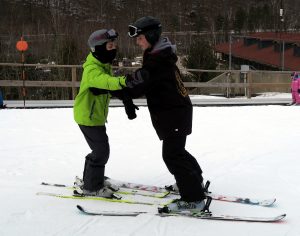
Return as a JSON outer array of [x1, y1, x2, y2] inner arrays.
[[73, 29, 137, 198]]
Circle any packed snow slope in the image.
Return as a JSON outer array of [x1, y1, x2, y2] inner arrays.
[[0, 105, 299, 236]]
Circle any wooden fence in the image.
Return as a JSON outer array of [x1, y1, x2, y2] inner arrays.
[[0, 63, 292, 100]]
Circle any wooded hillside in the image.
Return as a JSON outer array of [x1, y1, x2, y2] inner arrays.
[[0, 0, 299, 64]]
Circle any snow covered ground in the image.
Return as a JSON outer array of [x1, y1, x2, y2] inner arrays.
[[4, 92, 292, 108], [0, 101, 300, 235]]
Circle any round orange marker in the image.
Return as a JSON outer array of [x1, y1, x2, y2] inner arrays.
[[16, 38, 28, 51]]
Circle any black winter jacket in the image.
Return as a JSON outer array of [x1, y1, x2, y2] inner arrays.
[[129, 37, 192, 140]]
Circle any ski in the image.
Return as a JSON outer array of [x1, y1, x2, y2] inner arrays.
[[77, 205, 146, 216], [41, 179, 276, 206], [36, 191, 159, 205], [41, 182, 68, 188], [157, 197, 285, 222], [157, 211, 286, 223], [206, 193, 276, 206], [75, 204, 286, 223], [104, 178, 277, 207], [41, 182, 169, 198]]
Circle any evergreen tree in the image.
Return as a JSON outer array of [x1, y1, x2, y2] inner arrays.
[[183, 39, 217, 82]]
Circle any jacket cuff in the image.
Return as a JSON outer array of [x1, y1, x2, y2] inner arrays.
[[119, 76, 127, 87]]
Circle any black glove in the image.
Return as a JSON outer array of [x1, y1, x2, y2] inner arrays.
[[123, 99, 139, 120], [298, 89, 300, 93], [110, 90, 124, 100], [125, 69, 148, 88], [89, 87, 109, 95], [124, 69, 150, 99], [125, 74, 135, 88], [110, 88, 139, 120]]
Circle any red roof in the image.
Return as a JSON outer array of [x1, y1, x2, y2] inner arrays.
[[215, 32, 300, 71]]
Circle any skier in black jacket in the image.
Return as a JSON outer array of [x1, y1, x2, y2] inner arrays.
[[127, 16, 206, 212]]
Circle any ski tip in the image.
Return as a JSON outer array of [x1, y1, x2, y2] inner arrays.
[[278, 213, 286, 220], [77, 205, 84, 212], [260, 198, 276, 207], [267, 213, 286, 222], [270, 198, 276, 206]]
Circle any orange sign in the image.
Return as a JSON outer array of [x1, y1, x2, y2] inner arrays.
[[16, 38, 28, 51]]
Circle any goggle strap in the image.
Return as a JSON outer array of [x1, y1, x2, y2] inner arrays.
[[128, 23, 161, 37]]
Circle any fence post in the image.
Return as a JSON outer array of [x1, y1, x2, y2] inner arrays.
[[71, 67, 77, 100], [16, 37, 29, 108], [226, 72, 231, 98], [247, 71, 252, 98]]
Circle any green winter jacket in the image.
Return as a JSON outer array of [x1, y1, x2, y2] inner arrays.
[[74, 53, 126, 126]]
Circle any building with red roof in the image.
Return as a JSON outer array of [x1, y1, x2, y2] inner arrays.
[[215, 32, 300, 71]]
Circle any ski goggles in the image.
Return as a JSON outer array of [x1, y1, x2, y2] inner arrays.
[[105, 29, 118, 41], [128, 25, 141, 38], [128, 24, 162, 38]]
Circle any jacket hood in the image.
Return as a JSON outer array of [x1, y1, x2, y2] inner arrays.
[[150, 37, 176, 54]]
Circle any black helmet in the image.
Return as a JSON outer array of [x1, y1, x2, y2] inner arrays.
[[128, 16, 162, 45]]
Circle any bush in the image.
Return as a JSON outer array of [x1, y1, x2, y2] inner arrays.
[[183, 39, 217, 82]]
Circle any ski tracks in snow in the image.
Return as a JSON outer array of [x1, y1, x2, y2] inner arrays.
[[68, 217, 101, 236]]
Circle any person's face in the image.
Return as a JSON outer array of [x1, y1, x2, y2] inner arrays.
[[106, 41, 117, 50], [136, 34, 151, 50]]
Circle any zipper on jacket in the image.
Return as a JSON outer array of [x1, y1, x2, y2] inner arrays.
[[89, 100, 96, 120], [104, 94, 109, 123]]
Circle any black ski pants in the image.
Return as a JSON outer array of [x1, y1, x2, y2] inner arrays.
[[79, 125, 110, 191], [162, 135, 206, 202]]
